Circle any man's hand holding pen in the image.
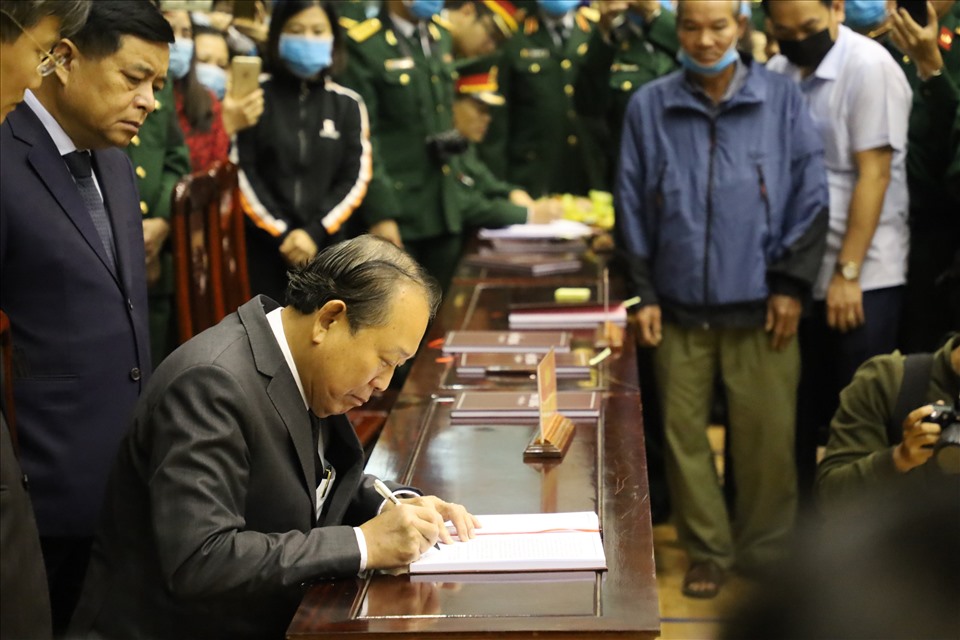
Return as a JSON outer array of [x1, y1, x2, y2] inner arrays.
[[361, 482, 480, 569]]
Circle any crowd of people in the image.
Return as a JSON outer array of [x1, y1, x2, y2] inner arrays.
[[0, 0, 958, 638]]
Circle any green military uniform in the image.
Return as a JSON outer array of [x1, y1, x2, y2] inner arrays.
[[478, 6, 608, 197], [452, 56, 527, 229], [816, 337, 960, 512], [337, 0, 378, 30], [575, 9, 678, 185], [457, 145, 527, 228], [124, 79, 191, 364], [339, 11, 469, 291], [881, 10, 960, 352]]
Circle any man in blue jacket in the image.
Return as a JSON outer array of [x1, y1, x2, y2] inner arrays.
[[615, 0, 828, 599]]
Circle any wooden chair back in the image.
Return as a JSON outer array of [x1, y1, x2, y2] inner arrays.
[[211, 161, 251, 316], [172, 171, 224, 343]]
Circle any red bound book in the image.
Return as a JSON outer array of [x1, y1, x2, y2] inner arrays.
[[457, 351, 592, 378], [442, 330, 572, 354], [450, 391, 601, 419]]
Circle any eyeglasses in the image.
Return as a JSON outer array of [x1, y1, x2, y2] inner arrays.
[[0, 9, 67, 77]]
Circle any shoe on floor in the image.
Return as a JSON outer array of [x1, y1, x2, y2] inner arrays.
[[682, 560, 725, 599]]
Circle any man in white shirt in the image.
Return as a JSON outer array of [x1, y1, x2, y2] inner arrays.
[[764, 0, 912, 499]]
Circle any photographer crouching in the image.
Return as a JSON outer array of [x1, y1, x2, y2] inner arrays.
[[817, 333, 960, 511]]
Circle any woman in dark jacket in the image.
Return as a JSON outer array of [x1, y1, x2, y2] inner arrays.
[[237, 0, 372, 301]]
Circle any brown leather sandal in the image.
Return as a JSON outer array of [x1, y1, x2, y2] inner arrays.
[[682, 560, 725, 599]]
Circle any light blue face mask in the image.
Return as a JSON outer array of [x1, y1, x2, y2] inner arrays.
[[279, 34, 333, 79], [168, 38, 194, 81], [676, 42, 739, 77], [538, 0, 580, 17], [195, 62, 227, 100], [844, 0, 887, 28], [405, 0, 444, 19]]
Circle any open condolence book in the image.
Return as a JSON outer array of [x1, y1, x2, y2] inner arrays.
[[409, 511, 607, 574]]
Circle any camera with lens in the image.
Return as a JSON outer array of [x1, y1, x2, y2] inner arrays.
[[425, 129, 469, 164], [928, 404, 960, 474]]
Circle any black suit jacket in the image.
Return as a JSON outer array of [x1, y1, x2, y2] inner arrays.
[[71, 297, 393, 639], [0, 102, 151, 537], [0, 414, 52, 638]]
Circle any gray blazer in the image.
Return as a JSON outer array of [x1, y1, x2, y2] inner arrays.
[[70, 296, 394, 639]]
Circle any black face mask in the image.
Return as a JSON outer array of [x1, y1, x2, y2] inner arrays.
[[778, 27, 835, 69]]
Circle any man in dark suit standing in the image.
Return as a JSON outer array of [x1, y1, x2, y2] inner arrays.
[[71, 236, 478, 639], [1, 4, 92, 637], [0, 1, 173, 632]]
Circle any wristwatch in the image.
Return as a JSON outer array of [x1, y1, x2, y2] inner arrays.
[[835, 260, 861, 281]]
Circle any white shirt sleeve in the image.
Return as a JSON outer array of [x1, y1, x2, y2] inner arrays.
[[846, 54, 911, 154], [354, 527, 367, 572]]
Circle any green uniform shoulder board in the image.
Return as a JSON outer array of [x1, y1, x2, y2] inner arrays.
[[339, 16, 358, 30], [348, 18, 382, 43], [432, 14, 454, 32], [578, 6, 600, 23]]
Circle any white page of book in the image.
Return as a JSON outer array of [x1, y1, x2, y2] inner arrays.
[[409, 512, 606, 574]]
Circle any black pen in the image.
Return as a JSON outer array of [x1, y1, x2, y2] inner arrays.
[[373, 478, 441, 551]]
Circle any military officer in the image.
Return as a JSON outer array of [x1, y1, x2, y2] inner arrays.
[[575, 0, 678, 186], [477, 0, 607, 197], [442, 0, 521, 58], [881, 0, 960, 352], [452, 57, 561, 226], [338, 0, 468, 292], [124, 77, 191, 363]]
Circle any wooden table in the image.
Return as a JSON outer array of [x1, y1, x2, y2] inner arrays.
[[287, 276, 658, 639]]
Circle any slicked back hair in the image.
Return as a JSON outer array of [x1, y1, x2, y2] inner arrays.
[[0, 0, 91, 43], [68, 0, 173, 60], [285, 235, 441, 332]]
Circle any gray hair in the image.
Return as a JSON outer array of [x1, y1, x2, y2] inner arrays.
[[285, 235, 442, 332], [675, 0, 741, 21], [0, 0, 91, 42]]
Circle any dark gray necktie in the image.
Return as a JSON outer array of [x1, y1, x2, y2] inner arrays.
[[63, 151, 117, 274], [309, 412, 325, 487]]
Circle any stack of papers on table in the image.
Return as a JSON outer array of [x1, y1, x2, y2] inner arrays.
[[463, 251, 582, 276], [409, 511, 606, 574], [478, 219, 594, 241], [509, 302, 628, 330]]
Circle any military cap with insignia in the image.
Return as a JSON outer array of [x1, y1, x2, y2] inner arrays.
[[454, 55, 505, 106]]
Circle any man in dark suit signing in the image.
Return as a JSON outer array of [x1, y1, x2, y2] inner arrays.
[[70, 235, 478, 639], [0, 1, 173, 632]]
